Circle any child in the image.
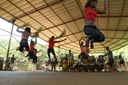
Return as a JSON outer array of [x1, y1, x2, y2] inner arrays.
[[16, 27, 36, 53], [74, 55, 85, 72]]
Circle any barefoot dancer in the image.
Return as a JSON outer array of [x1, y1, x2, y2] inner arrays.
[[16, 27, 36, 53], [79, 37, 88, 59], [84, 0, 107, 49], [48, 36, 66, 61]]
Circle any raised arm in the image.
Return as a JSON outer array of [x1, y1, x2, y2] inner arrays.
[[96, 0, 107, 14], [29, 33, 36, 37], [84, 0, 92, 9], [17, 27, 23, 33], [58, 38, 67, 42], [79, 37, 83, 45], [31, 37, 37, 45]]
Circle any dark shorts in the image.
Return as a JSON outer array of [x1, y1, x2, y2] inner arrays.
[[107, 58, 114, 66], [19, 39, 29, 52], [81, 52, 88, 59], [119, 61, 124, 64], [84, 25, 105, 42]]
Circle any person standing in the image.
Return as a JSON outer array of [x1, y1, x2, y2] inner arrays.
[[10, 55, 16, 70], [102, 47, 114, 72], [67, 50, 74, 71]]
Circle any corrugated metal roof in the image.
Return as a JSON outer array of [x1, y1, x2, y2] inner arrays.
[[0, 0, 128, 53]]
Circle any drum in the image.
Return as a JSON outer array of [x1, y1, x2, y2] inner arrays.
[[59, 61, 62, 67], [62, 61, 68, 71], [97, 63, 103, 71], [83, 63, 88, 72], [90, 63, 95, 71]]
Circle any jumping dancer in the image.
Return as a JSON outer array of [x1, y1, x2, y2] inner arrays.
[[84, 0, 107, 49], [48, 36, 66, 61], [16, 27, 36, 53], [26, 49, 41, 64], [79, 37, 88, 59], [25, 37, 37, 63], [30, 37, 37, 51]]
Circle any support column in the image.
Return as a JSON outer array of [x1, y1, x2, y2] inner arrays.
[[58, 46, 60, 61], [5, 19, 16, 68]]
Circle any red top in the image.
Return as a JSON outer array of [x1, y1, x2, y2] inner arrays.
[[49, 39, 59, 48], [22, 32, 29, 39], [84, 7, 97, 22], [30, 45, 34, 50], [33, 52, 37, 55]]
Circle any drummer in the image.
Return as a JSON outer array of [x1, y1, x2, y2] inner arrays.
[[89, 55, 96, 72], [102, 47, 114, 72]]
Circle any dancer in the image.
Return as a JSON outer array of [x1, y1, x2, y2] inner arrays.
[[26, 49, 41, 64], [30, 37, 37, 51], [16, 27, 36, 53], [48, 36, 66, 61], [84, 0, 107, 49], [119, 54, 125, 72], [25, 37, 38, 64], [79, 37, 88, 59]]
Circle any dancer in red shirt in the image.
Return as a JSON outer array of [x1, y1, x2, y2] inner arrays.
[[84, 0, 107, 49], [48, 36, 66, 61]]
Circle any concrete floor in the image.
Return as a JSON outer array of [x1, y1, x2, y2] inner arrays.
[[0, 71, 128, 85]]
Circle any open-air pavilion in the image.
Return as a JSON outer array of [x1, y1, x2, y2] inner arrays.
[[0, 0, 128, 54], [0, 0, 128, 85]]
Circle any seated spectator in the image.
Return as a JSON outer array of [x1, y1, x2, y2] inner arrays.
[[97, 55, 104, 71], [74, 55, 85, 72], [89, 55, 96, 72], [97, 56, 103, 63], [91, 55, 96, 63]]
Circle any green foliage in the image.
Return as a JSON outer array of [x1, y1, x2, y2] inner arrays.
[[113, 45, 128, 62]]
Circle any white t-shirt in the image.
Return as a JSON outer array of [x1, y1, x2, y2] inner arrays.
[[106, 50, 113, 59], [79, 59, 82, 65]]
